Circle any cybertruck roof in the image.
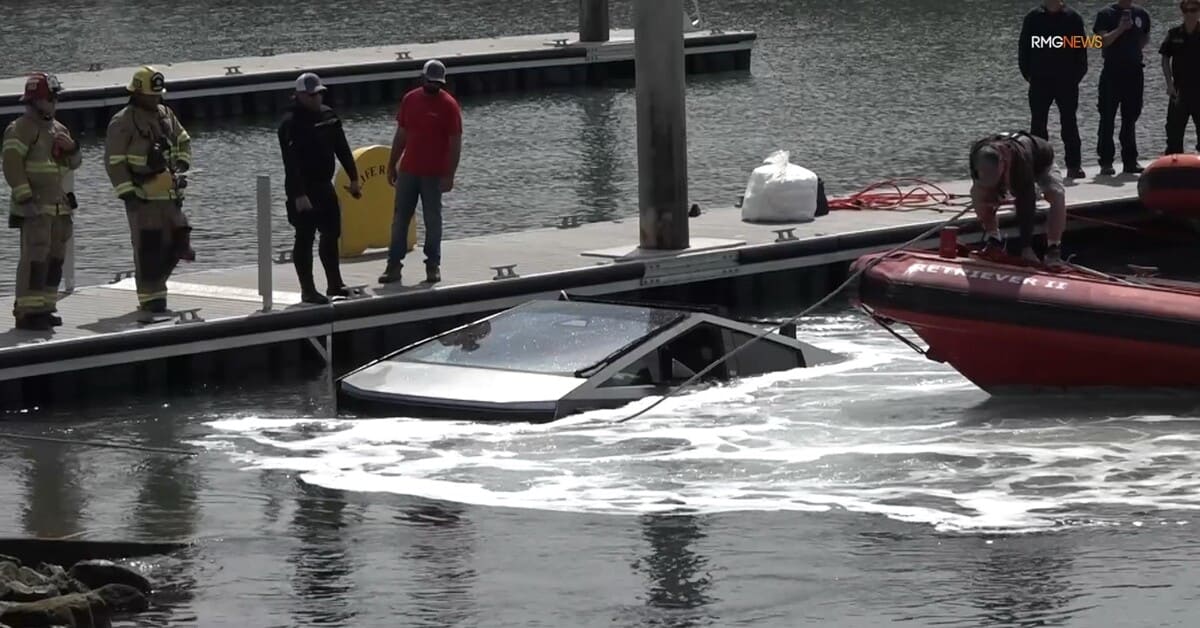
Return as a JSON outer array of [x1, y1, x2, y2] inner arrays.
[[338, 298, 839, 421]]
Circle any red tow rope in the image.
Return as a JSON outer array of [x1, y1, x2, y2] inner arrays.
[[826, 176, 1200, 245], [827, 178, 970, 213]]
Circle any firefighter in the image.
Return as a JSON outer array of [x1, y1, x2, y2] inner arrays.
[[2, 73, 82, 331], [103, 66, 194, 316]]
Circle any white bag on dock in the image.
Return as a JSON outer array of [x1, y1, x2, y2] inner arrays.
[[741, 150, 820, 223]]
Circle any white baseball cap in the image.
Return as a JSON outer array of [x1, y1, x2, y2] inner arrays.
[[295, 72, 327, 94]]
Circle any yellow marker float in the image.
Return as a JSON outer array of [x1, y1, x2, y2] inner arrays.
[[334, 144, 417, 258]]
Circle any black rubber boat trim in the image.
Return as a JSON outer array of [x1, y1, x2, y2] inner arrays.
[[1139, 167, 1200, 190], [858, 273, 1200, 348]]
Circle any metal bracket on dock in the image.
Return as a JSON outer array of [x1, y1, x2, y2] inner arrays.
[[306, 337, 330, 364], [773, 228, 798, 242], [110, 270, 135, 284], [173, 308, 204, 325], [709, 28, 725, 35], [275, 249, 293, 264], [224, 65, 242, 75], [491, 265, 519, 280], [343, 285, 370, 300], [641, 251, 740, 288], [395, 51, 411, 60], [87, 63, 103, 72], [557, 215, 581, 229], [547, 38, 570, 47]]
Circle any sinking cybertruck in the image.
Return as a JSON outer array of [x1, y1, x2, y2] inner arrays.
[[337, 297, 842, 422]]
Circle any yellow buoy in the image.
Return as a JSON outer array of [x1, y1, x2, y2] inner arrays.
[[334, 144, 417, 258]]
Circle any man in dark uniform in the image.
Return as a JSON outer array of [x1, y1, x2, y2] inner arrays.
[[1094, 1, 1152, 174], [1159, 0, 1200, 154], [1019, 0, 1089, 179], [278, 72, 361, 305], [968, 131, 1068, 267]]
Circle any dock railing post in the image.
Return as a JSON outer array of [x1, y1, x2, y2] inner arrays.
[[256, 175, 273, 312], [579, 0, 610, 42], [635, 0, 689, 250]]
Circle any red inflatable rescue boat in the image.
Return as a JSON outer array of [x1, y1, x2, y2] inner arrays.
[[850, 244, 1200, 394], [1137, 153, 1200, 218]]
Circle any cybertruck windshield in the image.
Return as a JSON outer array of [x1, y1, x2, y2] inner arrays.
[[391, 300, 686, 376]]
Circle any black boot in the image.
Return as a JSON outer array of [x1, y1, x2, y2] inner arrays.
[[378, 262, 401, 284], [318, 233, 347, 298], [15, 313, 53, 331], [291, 235, 328, 304]]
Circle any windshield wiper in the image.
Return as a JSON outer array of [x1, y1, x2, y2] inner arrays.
[[572, 314, 684, 378]]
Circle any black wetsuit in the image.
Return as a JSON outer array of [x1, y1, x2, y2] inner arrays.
[[1018, 5, 1088, 171], [278, 103, 358, 294], [969, 131, 1055, 249]]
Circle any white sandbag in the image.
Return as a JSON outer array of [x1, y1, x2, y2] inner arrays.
[[741, 150, 820, 223]]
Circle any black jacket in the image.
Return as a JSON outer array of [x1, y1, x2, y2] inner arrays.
[[278, 103, 358, 202], [1018, 6, 1089, 83], [970, 131, 1053, 214], [970, 131, 1056, 249]]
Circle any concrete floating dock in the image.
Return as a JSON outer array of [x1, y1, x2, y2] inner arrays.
[[0, 29, 755, 135], [0, 167, 1152, 412]]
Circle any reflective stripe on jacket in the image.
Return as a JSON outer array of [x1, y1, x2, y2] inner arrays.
[[103, 103, 192, 201], [2, 113, 82, 216]]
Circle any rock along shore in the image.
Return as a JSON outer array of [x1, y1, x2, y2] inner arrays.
[[0, 553, 152, 628]]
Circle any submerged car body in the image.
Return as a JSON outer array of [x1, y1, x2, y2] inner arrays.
[[337, 298, 841, 422]]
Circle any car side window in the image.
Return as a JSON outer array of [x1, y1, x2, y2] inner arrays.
[[599, 324, 728, 387]]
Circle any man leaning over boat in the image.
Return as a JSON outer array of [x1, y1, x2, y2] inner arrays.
[[968, 131, 1068, 269]]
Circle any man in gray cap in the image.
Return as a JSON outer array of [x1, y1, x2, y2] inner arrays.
[[380, 59, 462, 285], [278, 71, 362, 304]]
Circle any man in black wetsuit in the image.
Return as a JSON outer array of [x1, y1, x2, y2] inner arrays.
[[278, 72, 361, 304], [968, 131, 1068, 267], [1018, 0, 1089, 179]]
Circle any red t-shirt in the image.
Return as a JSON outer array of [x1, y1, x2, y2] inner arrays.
[[395, 87, 462, 177]]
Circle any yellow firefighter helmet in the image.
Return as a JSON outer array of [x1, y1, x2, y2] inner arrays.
[[127, 66, 167, 96]]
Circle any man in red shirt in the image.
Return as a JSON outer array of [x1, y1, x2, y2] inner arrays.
[[379, 59, 462, 285]]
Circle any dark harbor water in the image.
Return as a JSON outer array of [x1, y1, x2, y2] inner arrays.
[[2, 1, 1200, 626], [3, 307, 1200, 626]]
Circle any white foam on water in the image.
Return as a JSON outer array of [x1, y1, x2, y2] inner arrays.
[[201, 314, 1200, 533]]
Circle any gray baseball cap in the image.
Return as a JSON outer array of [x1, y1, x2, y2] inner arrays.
[[295, 72, 327, 94], [422, 59, 446, 84]]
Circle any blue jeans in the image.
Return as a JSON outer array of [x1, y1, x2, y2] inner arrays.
[[387, 172, 443, 267]]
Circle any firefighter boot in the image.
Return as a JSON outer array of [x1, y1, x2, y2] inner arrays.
[[15, 313, 53, 332], [44, 256, 65, 326]]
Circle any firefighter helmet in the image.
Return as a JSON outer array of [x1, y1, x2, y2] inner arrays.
[[20, 72, 63, 103], [127, 66, 167, 96]]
